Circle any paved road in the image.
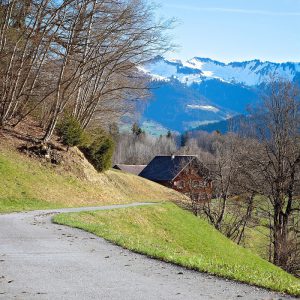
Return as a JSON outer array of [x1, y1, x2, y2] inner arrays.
[[0, 203, 295, 300]]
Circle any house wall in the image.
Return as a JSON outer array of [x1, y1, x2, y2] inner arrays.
[[171, 165, 212, 202]]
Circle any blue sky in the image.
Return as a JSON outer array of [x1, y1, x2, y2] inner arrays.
[[156, 0, 300, 62]]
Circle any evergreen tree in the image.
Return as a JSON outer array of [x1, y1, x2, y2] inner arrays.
[[56, 115, 85, 149], [180, 132, 189, 147], [131, 122, 142, 136], [166, 130, 172, 138], [80, 131, 114, 172]]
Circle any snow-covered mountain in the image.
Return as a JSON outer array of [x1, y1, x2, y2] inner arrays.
[[128, 56, 300, 135], [140, 56, 300, 86]]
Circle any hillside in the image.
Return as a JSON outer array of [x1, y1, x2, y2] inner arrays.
[[0, 125, 185, 213], [53, 203, 300, 296]]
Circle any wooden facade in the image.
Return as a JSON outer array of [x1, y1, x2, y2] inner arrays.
[[171, 162, 212, 202]]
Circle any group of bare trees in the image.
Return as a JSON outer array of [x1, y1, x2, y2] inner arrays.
[[180, 132, 255, 241], [237, 80, 300, 273], [114, 132, 177, 164], [0, 0, 174, 141], [180, 79, 300, 275]]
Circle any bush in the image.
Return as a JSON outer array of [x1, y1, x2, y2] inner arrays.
[[81, 131, 114, 172], [56, 116, 85, 148]]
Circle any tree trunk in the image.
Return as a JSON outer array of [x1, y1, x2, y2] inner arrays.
[[273, 204, 289, 270], [216, 195, 227, 230], [237, 194, 254, 245], [43, 114, 58, 142]]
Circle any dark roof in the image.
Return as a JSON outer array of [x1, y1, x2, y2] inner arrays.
[[113, 164, 147, 175], [139, 155, 198, 181]]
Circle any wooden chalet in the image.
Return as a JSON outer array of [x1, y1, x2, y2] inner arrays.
[[139, 155, 212, 201]]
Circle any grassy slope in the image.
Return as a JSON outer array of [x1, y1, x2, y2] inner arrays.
[[0, 146, 184, 213], [53, 203, 300, 296], [206, 197, 275, 262]]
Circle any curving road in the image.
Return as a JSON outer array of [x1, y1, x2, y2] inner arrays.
[[0, 203, 295, 300]]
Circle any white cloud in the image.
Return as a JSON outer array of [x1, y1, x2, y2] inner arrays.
[[187, 105, 220, 113]]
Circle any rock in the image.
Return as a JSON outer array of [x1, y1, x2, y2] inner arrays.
[[18, 143, 63, 165], [50, 150, 62, 165]]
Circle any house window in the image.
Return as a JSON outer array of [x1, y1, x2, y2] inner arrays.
[[198, 180, 209, 188], [192, 180, 200, 188], [175, 180, 185, 189]]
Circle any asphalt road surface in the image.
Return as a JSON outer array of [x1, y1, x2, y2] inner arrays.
[[0, 203, 295, 300]]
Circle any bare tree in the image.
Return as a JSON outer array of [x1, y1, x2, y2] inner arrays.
[[238, 79, 300, 272], [0, 0, 62, 127], [114, 131, 177, 165]]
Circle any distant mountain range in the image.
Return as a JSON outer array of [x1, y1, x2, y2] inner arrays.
[[141, 56, 300, 86], [125, 56, 300, 135]]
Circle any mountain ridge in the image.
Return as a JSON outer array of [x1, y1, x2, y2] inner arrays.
[[141, 56, 300, 86], [129, 56, 300, 135]]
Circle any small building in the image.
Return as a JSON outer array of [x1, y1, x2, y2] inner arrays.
[[113, 164, 147, 176], [139, 155, 212, 201]]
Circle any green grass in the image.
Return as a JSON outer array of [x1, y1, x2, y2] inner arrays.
[[0, 146, 184, 213], [53, 203, 300, 296], [243, 226, 270, 260], [204, 196, 273, 262]]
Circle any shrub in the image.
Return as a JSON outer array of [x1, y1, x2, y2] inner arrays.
[[56, 116, 85, 148], [81, 131, 114, 172]]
